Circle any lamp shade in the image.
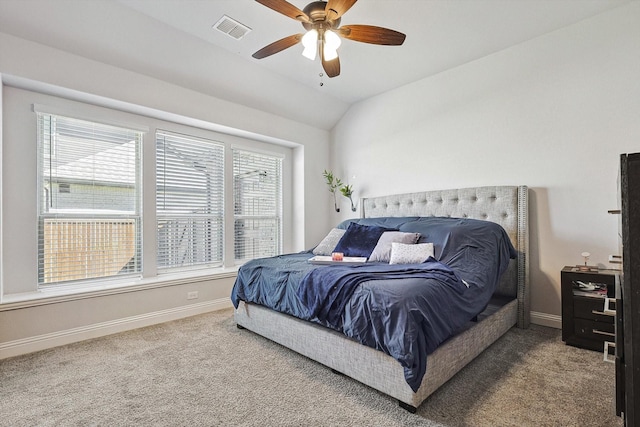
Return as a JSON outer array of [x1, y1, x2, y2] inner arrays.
[[323, 30, 341, 61], [301, 29, 318, 60]]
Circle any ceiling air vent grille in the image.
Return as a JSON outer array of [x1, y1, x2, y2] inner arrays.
[[213, 15, 251, 40]]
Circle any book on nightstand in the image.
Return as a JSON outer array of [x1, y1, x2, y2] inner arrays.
[[571, 280, 608, 298]]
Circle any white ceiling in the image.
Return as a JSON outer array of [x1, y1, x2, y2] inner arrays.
[[0, 0, 632, 130]]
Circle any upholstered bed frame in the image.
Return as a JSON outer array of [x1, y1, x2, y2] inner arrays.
[[234, 185, 529, 412]]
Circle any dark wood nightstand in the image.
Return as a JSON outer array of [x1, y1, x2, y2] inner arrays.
[[561, 266, 618, 352]]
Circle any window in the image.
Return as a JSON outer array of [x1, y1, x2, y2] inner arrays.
[[156, 131, 225, 272], [233, 149, 282, 263], [4, 89, 295, 296], [37, 112, 143, 286]]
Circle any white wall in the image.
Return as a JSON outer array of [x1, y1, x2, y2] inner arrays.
[[0, 32, 332, 357], [2, 2, 637, 356], [0, 32, 333, 251], [331, 3, 640, 325]]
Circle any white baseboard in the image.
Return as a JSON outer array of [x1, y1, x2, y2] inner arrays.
[[0, 298, 232, 360], [0, 303, 563, 360], [530, 311, 562, 329]]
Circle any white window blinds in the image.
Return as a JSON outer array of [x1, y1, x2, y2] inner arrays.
[[156, 131, 225, 271], [233, 149, 282, 264], [37, 113, 143, 285]]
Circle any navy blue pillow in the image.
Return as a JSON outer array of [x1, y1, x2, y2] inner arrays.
[[333, 222, 396, 258]]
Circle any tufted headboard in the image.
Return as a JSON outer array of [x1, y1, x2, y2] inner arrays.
[[361, 186, 529, 328]]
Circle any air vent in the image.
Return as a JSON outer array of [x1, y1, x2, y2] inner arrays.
[[213, 15, 251, 40]]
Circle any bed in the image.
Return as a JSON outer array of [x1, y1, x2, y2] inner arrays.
[[232, 185, 529, 412]]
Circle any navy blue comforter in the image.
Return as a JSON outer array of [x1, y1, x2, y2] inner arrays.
[[298, 259, 466, 327], [231, 217, 516, 392]]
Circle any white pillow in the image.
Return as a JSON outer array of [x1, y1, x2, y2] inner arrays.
[[368, 231, 420, 262], [312, 228, 346, 255], [389, 242, 434, 265]]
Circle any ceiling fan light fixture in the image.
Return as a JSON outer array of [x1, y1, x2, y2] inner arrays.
[[253, 0, 407, 78], [323, 29, 341, 61], [301, 29, 318, 60]]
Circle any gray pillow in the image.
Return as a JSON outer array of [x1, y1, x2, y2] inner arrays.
[[389, 242, 434, 264], [312, 228, 346, 255], [368, 231, 420, 262]]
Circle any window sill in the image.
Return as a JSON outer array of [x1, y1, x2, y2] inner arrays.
[[0, 266, 240, 311]]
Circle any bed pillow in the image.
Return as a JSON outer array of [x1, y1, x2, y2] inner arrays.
[[389, 242, 435, 264], [313, 228, 347, 255], [368, 231, 421, 263], [333, 222, 395, 258]]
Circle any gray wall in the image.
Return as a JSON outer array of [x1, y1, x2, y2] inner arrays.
[[331, 3, 640, 326]]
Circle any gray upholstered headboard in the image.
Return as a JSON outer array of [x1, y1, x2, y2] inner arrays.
[[361, 186, 530, 328]]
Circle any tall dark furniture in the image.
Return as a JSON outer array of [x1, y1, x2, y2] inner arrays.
[[617, 152, 640, 426]]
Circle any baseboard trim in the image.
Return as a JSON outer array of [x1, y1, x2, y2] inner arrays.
[[0, 304, 563, 360], [0, 298, 232, 360], [530, 311, 562, 329]]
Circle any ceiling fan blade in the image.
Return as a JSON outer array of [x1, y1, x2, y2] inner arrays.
[[325, 0, 357, 20], [339, 25, 406, 45], [321, 52, 341, 78], [255, 0, 311, 24], [252, 34, 303, 59]]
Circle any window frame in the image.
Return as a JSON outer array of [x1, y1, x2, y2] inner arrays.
[[1, 87, 293, 297], [155, 129, 226, 273], [232, 148, 284, 265], [35, 110, 144, 288]]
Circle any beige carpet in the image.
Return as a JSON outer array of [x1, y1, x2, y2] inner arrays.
[[0, 308, 622, 427]]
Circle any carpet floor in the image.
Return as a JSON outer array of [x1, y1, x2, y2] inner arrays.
[[0, 308, 622, 426]]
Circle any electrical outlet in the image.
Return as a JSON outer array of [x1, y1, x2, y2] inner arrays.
[[187, 291, 199, 300]]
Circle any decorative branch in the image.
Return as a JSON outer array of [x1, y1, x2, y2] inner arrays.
[[323, 170, 342, 212], [340, 183, 357, 212]]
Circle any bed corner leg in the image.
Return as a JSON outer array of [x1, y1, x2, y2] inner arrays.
[[398, 401, 417, 413], [236, 323, 246, 330]]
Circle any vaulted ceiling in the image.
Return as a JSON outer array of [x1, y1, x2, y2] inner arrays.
[[0, 0, 631, 129]]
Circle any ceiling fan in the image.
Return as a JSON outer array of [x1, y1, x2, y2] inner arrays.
[[252, 0, 406, 78]]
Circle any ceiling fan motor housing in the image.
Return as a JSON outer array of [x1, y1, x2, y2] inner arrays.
[[302, 1, 341, 30]]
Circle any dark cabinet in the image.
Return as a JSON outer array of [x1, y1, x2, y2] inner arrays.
[[561, 266, 618, 352], [617, 152, 640, 425]]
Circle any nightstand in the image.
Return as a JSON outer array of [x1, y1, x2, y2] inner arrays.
[[561, 266, 618, 352]]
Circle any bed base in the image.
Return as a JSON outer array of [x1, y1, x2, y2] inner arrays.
[[235, 297, 517, 410]]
